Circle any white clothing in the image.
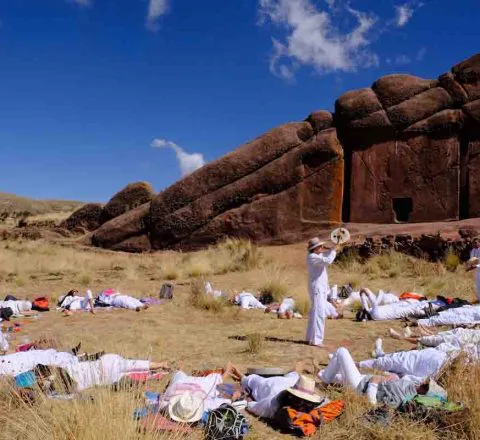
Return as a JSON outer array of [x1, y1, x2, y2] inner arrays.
[[377, 291, 400, 305], [64, 354, 150, 391], [306, 250, 336, 345], [0, 300, 32, 315], [470, 248, 480, 301], [325, 301, 339, 319], [58, 290, 93, 311], [99, 293, 144, 310], [361, 288, 431, 321], [0, 350, 77, 377], [242, 372, 299, 419], [341, 291, 361, 308], [278, 297, 295, 314], [359, 348, 449, 379], [319, 347, 365, 389], [417, 305, 480, 327], [0, 332, 9, 352], [204, 282, 225, 299], [161, 371, 230, 412], [234, 292, 266, 310], [419, 328, 480, 349], [328, 285, 338, 302]]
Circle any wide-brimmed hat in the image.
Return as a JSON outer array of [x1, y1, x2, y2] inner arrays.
[[287, 375, 323, 403], [307, 237, 327, 252], [168, 392, 205, 423]]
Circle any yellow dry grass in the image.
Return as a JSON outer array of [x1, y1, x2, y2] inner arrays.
[[0, 239, 478, 439]]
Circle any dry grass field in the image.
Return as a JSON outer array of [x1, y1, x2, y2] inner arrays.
[[0, 237, 478, 439]]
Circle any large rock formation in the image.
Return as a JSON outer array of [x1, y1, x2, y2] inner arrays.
[[66, 53, 480, 252]]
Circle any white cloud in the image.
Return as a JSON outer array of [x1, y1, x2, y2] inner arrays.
[[258, 0, 378, 80], [394, 2, 423, 27], [395, 54, 411, 65], [146, 0, 169, 31], [71, 0, 91, 6], [151, 138, 205, 177], [417, 47, 427, 61], [394, 4, 413, 27]]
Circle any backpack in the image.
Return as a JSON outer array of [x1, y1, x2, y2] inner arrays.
[[32, 297, 50, 312], [204, 404, 248, 440], [159, 283, 174, 300], [338, 285, 353, 299], [399, 292, 426, 301]]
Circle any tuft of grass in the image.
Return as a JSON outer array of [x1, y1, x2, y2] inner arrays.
[[246, 333, 264, 355], [77, 273, 92, 287], [444, 248, 461, 272], [212, 238, 266, 273], [294, 297, 310, 316], [189, 278, 226, 313]]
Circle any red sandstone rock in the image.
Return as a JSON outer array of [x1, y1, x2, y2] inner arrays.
[[468, 137, 480, 218], [335, 88, 382, 122], [372, 74, 436, 108], [452, 53, 480, 100], [110, 235, 151, 253], [61, 203, 104, 232], [403, 109, 465, 136], [349, 134, 460, 223], [151, 129, 343, 248], [306, 110, 333, 132], [439, 73, 469, 106], [100, 182, 155, 224], [93, 203, 150, 248], [387, 87, 453, 130], [463, 99, 480, 126], [149, 122, 313, 225]]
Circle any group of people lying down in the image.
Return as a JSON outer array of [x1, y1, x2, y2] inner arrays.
[[57, 288, 148, 314], [3, 326, 478, 413]]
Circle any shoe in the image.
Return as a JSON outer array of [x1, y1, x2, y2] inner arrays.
[[389, 328, 402, 339], [374, 338, 385, 358]]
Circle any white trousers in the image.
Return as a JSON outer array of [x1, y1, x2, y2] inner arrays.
[[306, 290, 326, 345], [359, 347, 448, 379], [110, 295, 144, 310], [417, 305, 480, 327], [319, 347, 365, 389]]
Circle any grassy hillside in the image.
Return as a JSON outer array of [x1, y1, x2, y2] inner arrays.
[[0, 192, 83, 217]]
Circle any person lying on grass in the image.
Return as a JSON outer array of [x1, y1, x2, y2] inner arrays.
[[225, 362, 325, 418], [229, 290, 269, 310], [318, 347, 434, 407], [58, 289, 95, 315], [358, 288, 438, 321], [388, 326, 480, 351], [31, 355, 170, 394], [97, 289, 149, 312]]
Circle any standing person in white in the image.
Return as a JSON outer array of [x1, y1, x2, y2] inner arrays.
[[306, 237, 338, 347], [467, 237, 480, 302]]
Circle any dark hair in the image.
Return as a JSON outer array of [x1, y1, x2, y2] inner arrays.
[[277, 391, 319, 413]]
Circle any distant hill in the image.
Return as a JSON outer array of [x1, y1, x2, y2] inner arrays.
[[0, 192, 83, 217]]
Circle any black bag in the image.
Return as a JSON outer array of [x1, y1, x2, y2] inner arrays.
[[355, 309, 372, 322], [159, 283, 174, 300], [0, 307, 14, 321], [4, 295, 18, 301], [339, 285, 353, 299]]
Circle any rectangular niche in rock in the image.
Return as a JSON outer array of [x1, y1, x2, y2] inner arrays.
[[393, 197, 413, 223]]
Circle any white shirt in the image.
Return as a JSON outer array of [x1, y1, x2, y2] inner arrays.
[[307, 250, 336, 296], [242, 372, 299, 418], [0, 350, 77, 377]]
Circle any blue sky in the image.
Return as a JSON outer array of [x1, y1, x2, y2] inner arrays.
[[0, 0, 478, 202]]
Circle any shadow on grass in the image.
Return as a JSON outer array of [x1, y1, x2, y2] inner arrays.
[[228, 335, 310, 346]]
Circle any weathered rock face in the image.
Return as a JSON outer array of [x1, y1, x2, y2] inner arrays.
[[100, 182, 155, 224], [60, 203, 104, 232], [149, 123, 343, 249], [92, 203, 151, 249], [66, 53, 480, 252]]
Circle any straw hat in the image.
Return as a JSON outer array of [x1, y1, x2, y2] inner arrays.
[[168, 392, 205, 423], [287, 375, 323, 403], [307, 237, 326, 252]]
